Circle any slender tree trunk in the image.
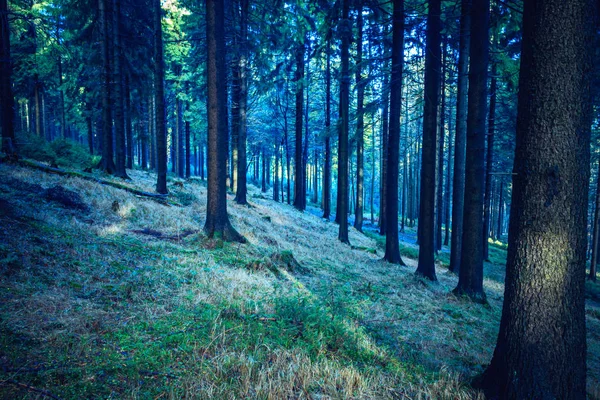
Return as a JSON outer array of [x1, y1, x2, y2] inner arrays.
[[481, 0, 593, 396], [0, 0, 16, 159], [415, 0, 441, 280], [454, 0, 490, 301], [99, 0, 116, 174], [449, 0, 471, 274], [338, 0, 351, 243], [34, 75, 41, 137], [234, 0, 249, 204], [204, 0, 244, 242], [483, 63, 497, 260], [436, 42, 446, 251], [294, 41, 306, 211], [323, 40, 332, 219], [444, 96, 453, 246], [274, 141, 280, 201], [384, 0, 405, 264], [125, 75, 133, 169], [379, 71, 389, 234], [154, 0, 167, 193], [590, 161, 600, 281], [354, 3, 365, 232], [496, 178, 503, 238], [113, 0, 129, 178]]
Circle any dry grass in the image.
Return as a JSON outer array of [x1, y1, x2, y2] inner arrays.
[[0, 163, 598, 399]]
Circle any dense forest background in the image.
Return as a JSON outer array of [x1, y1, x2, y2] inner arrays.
[[1, 0, 599, 398]]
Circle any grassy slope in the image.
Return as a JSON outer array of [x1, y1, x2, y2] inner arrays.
[[0, 163, 599, 399]]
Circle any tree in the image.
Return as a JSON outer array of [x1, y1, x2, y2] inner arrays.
[[415, 0, 441, 281], [204, 0, 245, 243], [322, 36, 332, 220], [353, 1, 364, 232], [591, 160, 600, 282], [449, 0, 470, 274], [98, 0, 116, 174], [337, 0, 350, 244], [234, 0, 249, 205], [154, 0, 167, 194], [293, 40, 306, 211], [479, 0, 594, 396], [384, 0, 405, 265], [113, 0, 130, 179], [0, 0, 17, 160], [453, 0, 490, 302]]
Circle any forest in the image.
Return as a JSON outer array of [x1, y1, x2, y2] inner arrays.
[[0, 0, 599, 398]]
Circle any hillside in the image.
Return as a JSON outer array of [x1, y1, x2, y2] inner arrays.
[[1, 163, 599, 399]]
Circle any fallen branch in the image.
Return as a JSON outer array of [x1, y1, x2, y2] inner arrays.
[[17, 159, 171, 205], [0, 379, 62, 400]]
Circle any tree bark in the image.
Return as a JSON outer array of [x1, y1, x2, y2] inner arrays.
[[99, 0, 116, 174], [204, 0, 244, 242], [0, 0, 16, 159], [379, 70, 389, 234], [323, 39, 332, 219], [154, 0, 167, 193], [415, 0, 441, 280], [354, 2, 365, 232], [480, 0, 594, 396], [384, 0, 405, 265], [449, 0, 470, 274], [590, 161, 600, 281], [453, 0, 489, 301], [113, 0, 129, 179], [483, 63, 497, 260], [125, 75, 134, 169], [436, 41, 446, 251], [293, 41, 306, 211], [337, 0, 351, 244]]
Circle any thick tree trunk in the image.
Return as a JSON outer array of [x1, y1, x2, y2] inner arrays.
[[481, 0, 594, 396], [337, 0, 351, 243], [354, 3, 364, 232], [453, 0, 490, 301], [204, 0, 244, 242], [415, 0, 441, 280], [99, 0, 116, 174], [154, 0, 167, 193], [293, 42, 306, 211], [0, 0, 16, 159], [384, 0, 405, 265], [449, 0, 470, 274]]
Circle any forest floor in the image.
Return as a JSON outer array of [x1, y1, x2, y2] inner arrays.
[[1, 162, 599, 399]]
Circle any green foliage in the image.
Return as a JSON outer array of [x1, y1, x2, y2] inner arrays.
[[17, 133, 95, 168]]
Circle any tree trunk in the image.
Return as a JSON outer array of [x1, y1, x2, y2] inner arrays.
[[0, 0, 16, 159], [449, 0, 470, 274], [454, 0, 489, 301], [337, 0, 351, 244], [415, 0, 441, 280], [293, 41, 306, 211], [480, 0, 593, 396], [483, 63, 497, 260], [379, 70, 389, 234], [99, 0, 116, 174], [384, 0, 405, 264], [436, 42, 446, 251], [154, 0, 167, 193], [204, 0, 244, 242], [590, 161, 600, 281], [235, 0, 249, 204], [125, 75, 133, 169], [354, 3, 364, 232], [323, 39, 332, 219], [274, 140, 280, 201], [113, 0, 129, 179]]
